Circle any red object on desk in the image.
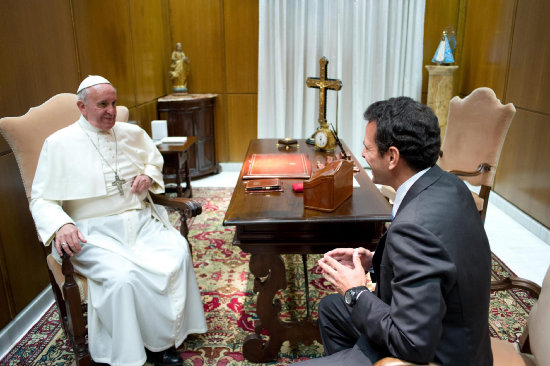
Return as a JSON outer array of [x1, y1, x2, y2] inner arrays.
[[292, 183, 304, 192]]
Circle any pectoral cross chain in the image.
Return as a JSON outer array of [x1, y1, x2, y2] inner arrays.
[[112, 173, 126, 196], [81, 125, 126, 196]]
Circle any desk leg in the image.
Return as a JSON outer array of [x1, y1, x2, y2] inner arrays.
[[242, 253, 321, 363], [183, 152, 192, 197], [176, 152, 183, 197]]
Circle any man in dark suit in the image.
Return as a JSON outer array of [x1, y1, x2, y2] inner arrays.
[[297, 97, 492, 365]]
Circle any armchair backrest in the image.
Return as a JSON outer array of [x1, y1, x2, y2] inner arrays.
[[438, 87, 515, 187], [0, 93, 129, 200]]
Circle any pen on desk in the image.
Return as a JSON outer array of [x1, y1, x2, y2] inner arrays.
[[246, 186, 280, 191]]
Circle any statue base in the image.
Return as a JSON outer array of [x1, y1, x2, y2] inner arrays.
[[425, 65, 458, 143], [172, 87, 188, 94]]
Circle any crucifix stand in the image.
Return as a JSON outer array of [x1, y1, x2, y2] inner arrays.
[[306, 57, 343, 151], [306, 57, 342, 129]]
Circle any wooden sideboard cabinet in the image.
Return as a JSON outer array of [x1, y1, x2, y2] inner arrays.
[[157, 94, 220, 179]]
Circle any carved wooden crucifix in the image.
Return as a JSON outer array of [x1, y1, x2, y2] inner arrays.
[[306, 57, 342, 127]]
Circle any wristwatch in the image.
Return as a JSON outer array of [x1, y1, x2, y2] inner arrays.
[[344, 286, 369, 306]]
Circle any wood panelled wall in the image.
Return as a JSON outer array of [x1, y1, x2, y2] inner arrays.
[[0, 0, 173, 133], [491, 0, 550, 229], [0, 0, 258, 329], [423, 0, 549, 228], [169, 0, 259, 162]]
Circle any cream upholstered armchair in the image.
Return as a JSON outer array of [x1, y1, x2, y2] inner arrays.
[[373, 266, 548, 366], [0, 93, 202, 366], [379, 87, 515, 224], [438, 87, 515, 223]]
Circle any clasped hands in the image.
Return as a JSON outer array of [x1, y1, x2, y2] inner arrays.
[[318, 247, 373, 296], [54, 174, 152, 256]]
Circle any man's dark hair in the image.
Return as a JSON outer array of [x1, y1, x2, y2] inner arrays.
[[364, 96, 441, 172]]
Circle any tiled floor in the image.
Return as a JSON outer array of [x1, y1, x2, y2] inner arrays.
[[194, 163, 550, 286]]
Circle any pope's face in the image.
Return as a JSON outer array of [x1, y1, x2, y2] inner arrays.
[[79, 84, 117, 131], [362, 121, 391, 185]]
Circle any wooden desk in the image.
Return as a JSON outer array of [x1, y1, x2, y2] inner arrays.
[[223, 139, 391, 362], [157, 136, 196, 198]]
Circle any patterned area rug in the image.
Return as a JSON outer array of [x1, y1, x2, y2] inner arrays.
[[0, 187, 536, 365]]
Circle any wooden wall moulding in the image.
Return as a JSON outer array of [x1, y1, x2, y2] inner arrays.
[[157, 94, 220, 179]]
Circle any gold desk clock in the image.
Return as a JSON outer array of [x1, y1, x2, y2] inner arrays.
[[306, 56, 342, 152]]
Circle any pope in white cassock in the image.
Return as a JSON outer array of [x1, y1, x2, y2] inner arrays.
[[30, 76, 207, 366]]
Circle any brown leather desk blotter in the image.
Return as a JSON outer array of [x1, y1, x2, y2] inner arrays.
[[242, 153, 311, 179], [303, 159, 353, 212]]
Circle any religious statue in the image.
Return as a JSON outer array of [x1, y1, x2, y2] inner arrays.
[[432, 26, 456, 64], [170, 42, 190, 93]]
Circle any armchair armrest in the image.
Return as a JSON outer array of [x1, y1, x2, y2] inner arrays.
[[449, 163, 492, 177], [150, 192, 202, 240], [150, 192, 202, 216], [491, 276, 541, 299], [490, 276, 541, 354]]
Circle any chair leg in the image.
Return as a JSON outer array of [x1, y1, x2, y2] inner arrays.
[[61, 252, 90, 364], [183, 152, 192, 198], [178, 208, 190, 239], [479, 186, 491, 224], [177, 208, 194, 255], [46, 268, 70, 330], [302, 254, 311, 319], [42, 246, 90, 364], [176, 199, 202, 255], [76, 353, 92, 366]]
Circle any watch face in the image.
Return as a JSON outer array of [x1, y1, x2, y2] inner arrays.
[[315, 131, 328, 148], [345, 286, 368, 306], [344, 289, 352, 305]]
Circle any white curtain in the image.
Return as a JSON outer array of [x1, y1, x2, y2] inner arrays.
[[257, 0, 426, 161]]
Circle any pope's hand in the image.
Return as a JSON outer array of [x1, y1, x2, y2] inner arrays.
[[131, 174, 152, 194], [318, 249, 368, 296], [55, 223, 86, 256]]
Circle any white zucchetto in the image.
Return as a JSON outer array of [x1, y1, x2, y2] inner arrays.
[[77, 75, 111, 93]]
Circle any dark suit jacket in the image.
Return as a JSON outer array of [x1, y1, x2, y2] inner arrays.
[[352, 165, 493, 365]]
